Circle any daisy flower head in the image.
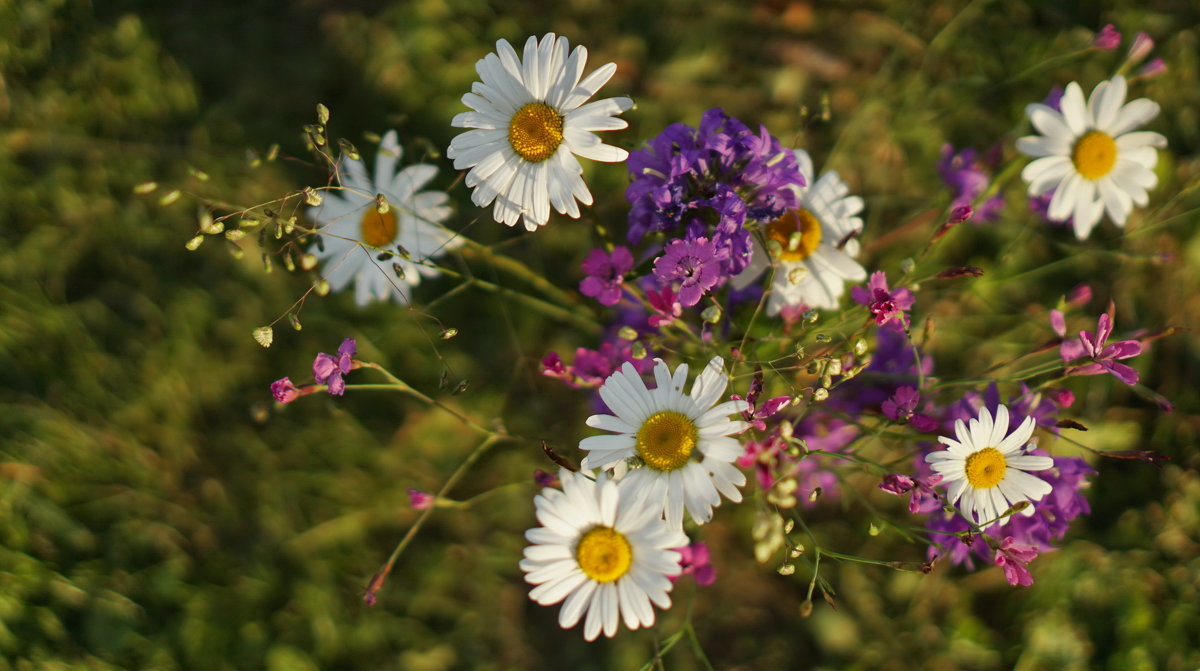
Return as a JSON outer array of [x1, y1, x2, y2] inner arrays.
[[731, 149, 866, 313], [520, 469, 688, 641], [580, 357, 750, 529], [448, 33, 633, 232], [925, 404, 1054, 529], [309, 130, 458, 307], [1017, 75, 1167, 239]]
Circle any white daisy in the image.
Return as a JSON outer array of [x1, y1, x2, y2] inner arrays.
[[520, 469, 688, 641], [1017, 75, 1167, 239], [732, 149, 866, 313], [580, 357, 750, 529], [447, 33, 633, 232], [924, 404, 1055, 529], [309, 130, 459, 307]]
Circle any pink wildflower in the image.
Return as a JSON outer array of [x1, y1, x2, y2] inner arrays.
[[1069, 313, 1142, 385], [270, 377, 302, 404], [671, 542, 716, 586], [407, 488, 433, 510], [851, 271, 914, 330], [994, 536, 1039, 587], [1093, 24, 1121, 50], [313, 338, 356, 396]]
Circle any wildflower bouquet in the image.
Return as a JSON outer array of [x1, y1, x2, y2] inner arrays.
[[153, 16, 1192, 667]]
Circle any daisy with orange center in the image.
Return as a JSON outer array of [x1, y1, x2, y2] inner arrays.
[[925, 404, 1054, 529], [308, 130, 459, 307], [1017, 75, 1167, 239]]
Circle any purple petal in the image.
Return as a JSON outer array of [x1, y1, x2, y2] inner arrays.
[[1049, 310, 1066, 337], [327, 373, 346, 396], [313, 353, 337, 383], [1103, 361, 1140, 385], [1105, 340, 1142, 360]]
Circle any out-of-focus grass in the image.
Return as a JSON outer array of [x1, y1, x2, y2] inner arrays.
[[1, 0, 1197, 669]]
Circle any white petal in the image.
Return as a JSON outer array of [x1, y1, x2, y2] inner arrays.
[[1059, 81, 1089, 136], [1108, 98, 1160, 136]]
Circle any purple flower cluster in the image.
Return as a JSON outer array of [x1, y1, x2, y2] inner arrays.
[[626, 108, 804, 283], [938, 144, 1005, 222]]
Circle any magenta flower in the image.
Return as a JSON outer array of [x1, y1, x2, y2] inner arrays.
[[540, 342, 654, 389], [646, 286, 683, 327], [271, 377, 302, 404], [1093, 24, 1121, 50], [652, 237, 724, 307], [671, 542, 716, 586], [1050, 310, 1086, 361], [878, 473, 942, 514], [407, 488, 433, 510], [994, 537, 1039, 587], [881, 386, 939, 432], [1066, 283, 1092, 306], [579, 246, 634, 307], [1139, 57, 1167, 79], [1069, 313, 1142, 385], [851, 271, 914, 329], [313, 337, 356, 396], [733, 369, 791, 431]]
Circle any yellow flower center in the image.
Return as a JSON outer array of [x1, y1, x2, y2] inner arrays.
[[636, 411, 698, 472], [766, 208, 823, 262], [575, 526, 633, 583], [1071, 131, 1118, 180], [965, 447, 1007, 489], [359, 209, 398, 248], [508, 102, 565, 163]]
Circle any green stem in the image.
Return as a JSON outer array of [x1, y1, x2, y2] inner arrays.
[[350, 363, 498, 436], [459, 239, 584, 310], [434, 265, 601, 335], [366, 433, 504, 601]]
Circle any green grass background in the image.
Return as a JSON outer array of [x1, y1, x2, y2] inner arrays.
[[1, 0, 1198, 669]]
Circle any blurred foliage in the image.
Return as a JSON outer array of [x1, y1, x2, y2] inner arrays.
[[1, 0, 1198, 669]]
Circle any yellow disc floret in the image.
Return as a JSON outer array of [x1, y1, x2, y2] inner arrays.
[[766, 208, 823, 262], [508, 102, 565, 163], [575, 526, 633, 583], [636, 411, 699, 472], [1071, 130, 1118, 180], [965, 447, 1007, 489], [359, 209, 399, 248]]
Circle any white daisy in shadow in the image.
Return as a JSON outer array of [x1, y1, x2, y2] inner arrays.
[[309, 130, 459, 307], [732, 149, 866, 313], [520, 469, 688, 641], [1017, 75, 1167, 239], [448, 33, 633, 232], [925, 404, 1054, 529], [580, 357, 749, 529]]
